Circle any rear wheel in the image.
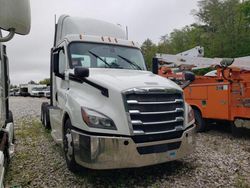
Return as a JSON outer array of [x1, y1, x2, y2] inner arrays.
[[194, 109, 206, 132], [41, 102, 48, 125], [44, 106, 51, 129], [41, 102, 51, 129], [63, 119, 79, 172], [231, 122, 243, 137]]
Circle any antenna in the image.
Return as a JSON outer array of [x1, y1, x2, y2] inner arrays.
[[53, 14, 57, 47], [126, 26, 128, 40], [54, 14, 57, 25]]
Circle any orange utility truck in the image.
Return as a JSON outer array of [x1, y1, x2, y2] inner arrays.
[[153, 50, 250, 136]]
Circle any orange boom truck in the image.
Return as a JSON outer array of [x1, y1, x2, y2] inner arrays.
[[153, 48, 250, 136]]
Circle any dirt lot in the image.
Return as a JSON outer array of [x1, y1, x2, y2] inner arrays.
[[4, 97, 250, 188]]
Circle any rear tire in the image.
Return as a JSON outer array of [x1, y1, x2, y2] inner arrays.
[[231, 122, 243, 137], [63, 119, 79, 172], [41, 102, 51, 129], [41, 102, 48, 124], [44, 106, 51, 129], [194, 109, 206, 132]]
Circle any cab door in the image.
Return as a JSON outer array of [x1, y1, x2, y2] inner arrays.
[[50, 44, 69, 141]]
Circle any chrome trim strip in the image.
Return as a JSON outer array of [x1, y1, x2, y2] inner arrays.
[[133, 130, 145, 134], [129, 108, 184, 115], [123, 87, 183, 95], [127, 99, 184, 105], [143, 125, 183, 135], [133, 126, 184, 135], [132, 117, 184, 125]]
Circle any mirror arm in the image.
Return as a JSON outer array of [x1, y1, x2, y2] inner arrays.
[[181, 81, 192, 90], [0, 28, 15, 42]]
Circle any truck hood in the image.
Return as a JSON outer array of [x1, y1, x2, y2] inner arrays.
[[87, 68, 182, 92]]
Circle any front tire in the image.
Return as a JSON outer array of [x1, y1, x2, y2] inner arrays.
[[194, 109, 206, 132], [63, 119, 79, 172]]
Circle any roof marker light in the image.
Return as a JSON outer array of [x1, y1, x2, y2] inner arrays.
[[108, 37, 112, 42], [80, 34, 83, 40], [101, 36, 104, 41], [114, 38, 118, 43]]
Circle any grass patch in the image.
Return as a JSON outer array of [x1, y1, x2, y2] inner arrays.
[[235, 175, 250, 188]]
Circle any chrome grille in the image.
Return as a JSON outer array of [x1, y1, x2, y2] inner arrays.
[[124, 88, 184, 135]]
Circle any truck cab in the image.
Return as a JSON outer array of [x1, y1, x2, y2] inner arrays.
[[41, 15, 196, 171]]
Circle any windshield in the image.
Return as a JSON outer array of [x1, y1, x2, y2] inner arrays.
[[69, 42, 146, 70]]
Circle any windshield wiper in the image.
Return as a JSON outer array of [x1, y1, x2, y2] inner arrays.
[[88, 50, 111, 68], [117, 55, 142, 70]]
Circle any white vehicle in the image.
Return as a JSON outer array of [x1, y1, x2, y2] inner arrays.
[[30, 85, 47, 97], [0, 0, 31, 186], [43, 86, 50, 98], [19, 84, 46, 97], [41, 15, 195, 171]]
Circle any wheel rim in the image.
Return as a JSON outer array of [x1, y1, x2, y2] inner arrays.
[[64, 129, 73, 161]]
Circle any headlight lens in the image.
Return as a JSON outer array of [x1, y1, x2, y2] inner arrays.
[[81, 107, 117, 130], [187, 105, 195, 124]]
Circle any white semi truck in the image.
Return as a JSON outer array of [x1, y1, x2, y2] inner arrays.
[[41, 15, 196, 171], [0, 0, 31, 186]]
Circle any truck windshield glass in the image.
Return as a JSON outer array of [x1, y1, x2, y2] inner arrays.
[[69, 43, 146, 70]]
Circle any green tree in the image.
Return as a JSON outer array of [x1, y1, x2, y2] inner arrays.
[[194, 0, 250, 57], [141, 39, 158, 70], [39, 78, 50, 85], [141, 0, 250, 75]]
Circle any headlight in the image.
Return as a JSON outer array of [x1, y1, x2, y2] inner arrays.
[[187, 105, 195, 124], [81, 107, 117, 130]]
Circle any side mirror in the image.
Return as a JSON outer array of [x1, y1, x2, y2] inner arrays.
[[183, 71, 195, 82], [53, 52, 59, 75], [220, 58, 234, 68], [152, 57, 159, 74], [0, 0, 31, 42], [74, 67, 89, 78], [52, 47, 64, 76]]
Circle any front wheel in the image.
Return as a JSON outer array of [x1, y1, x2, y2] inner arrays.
[[194, 109, 206, 132], [63, 119, 79, 172]]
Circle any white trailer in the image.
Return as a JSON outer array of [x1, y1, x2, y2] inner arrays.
[[41, 15, 196, 171], [0, 0, 31, 186]]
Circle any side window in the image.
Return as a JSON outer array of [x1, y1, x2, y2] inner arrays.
[[71, 55, 91, 68], [59, 49, 66, 74]]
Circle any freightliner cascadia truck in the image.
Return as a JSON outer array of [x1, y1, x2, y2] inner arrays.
[[0, 0, 31, 186], [41, 15, 195, 171]]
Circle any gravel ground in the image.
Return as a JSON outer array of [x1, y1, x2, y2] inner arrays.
[[4, 97, 250, 188]]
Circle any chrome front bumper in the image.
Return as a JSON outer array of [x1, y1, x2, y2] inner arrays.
[[71, 125, 195, 169]]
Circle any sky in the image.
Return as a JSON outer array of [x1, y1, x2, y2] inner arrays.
[[4, 0, 199, 85]]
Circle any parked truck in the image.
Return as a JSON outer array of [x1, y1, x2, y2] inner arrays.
[[0, 0, 31, 186], [154, 49, 250, 136], [19, 83, 47, 97], [41, 15, 195, 171]]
